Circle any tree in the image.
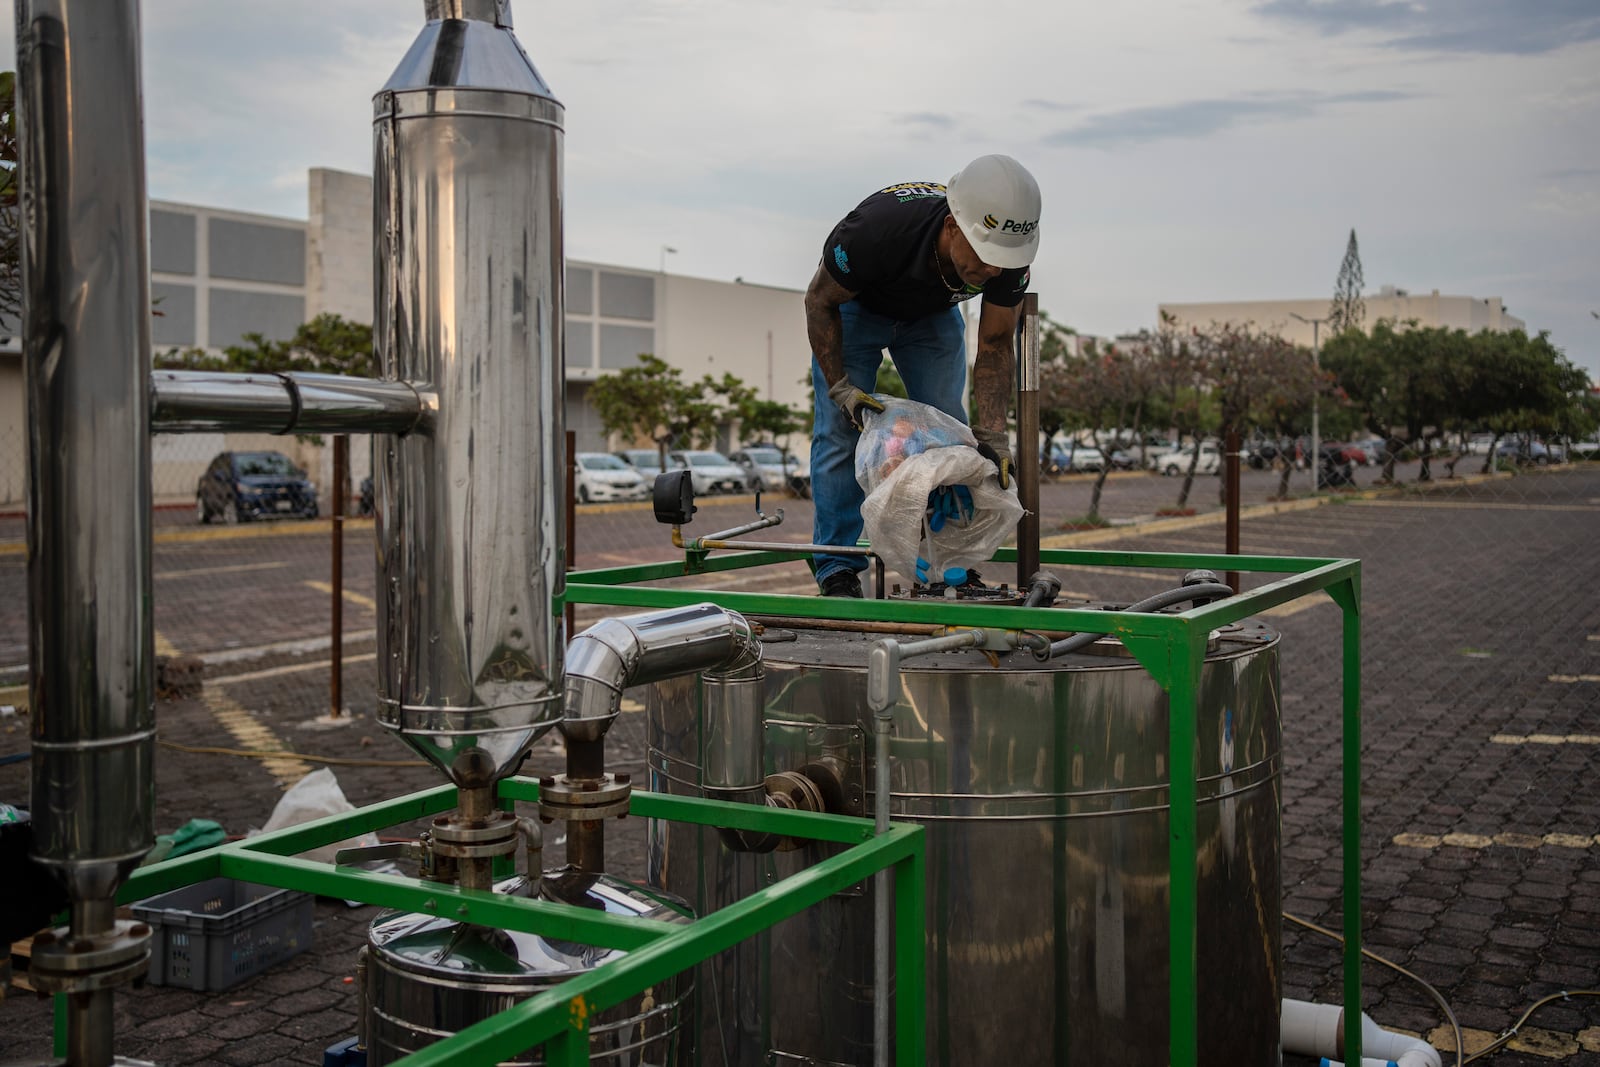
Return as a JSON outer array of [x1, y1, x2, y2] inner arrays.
[[588, 353, 720, 468], [1248, 337, 1324, 498], [1328, 229, 1365, 336], [1042, 339, 1153, 520], [1143, 314, 1212, 509], [154, 313, 374, 377]]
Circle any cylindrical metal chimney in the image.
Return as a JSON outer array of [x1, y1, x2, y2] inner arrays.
[[373, 1, 566, 791], [18, 0, 156, 1060], [20, 0, 155, 912]]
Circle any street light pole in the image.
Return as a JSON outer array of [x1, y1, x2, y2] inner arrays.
[[1290, 312, 1326, 494], [660, 245, 678, 273]]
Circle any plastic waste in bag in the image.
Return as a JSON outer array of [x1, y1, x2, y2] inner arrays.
[[855, 397, 1023, 584]]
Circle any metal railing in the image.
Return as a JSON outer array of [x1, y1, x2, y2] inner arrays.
[[107, 781, 927, 1066]]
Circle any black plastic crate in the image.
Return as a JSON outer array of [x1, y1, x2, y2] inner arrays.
[[132, 877, 313, 992]]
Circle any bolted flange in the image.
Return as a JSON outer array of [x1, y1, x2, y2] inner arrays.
[[538, 772, 632, 822], [28, 919, 151, 995]]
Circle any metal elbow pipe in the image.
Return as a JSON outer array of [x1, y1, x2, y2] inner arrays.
[[560, 602, 760, 745]]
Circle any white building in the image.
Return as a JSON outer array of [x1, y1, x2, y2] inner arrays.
[[1159, 287, 1525, 349], [0, 167, 817, 506]]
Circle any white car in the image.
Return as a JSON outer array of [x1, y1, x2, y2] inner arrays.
[[728, 446, 810, 497], [573, 452, 648, 503], [1157, 443, 1222, 476], [669, 449, 749, 495]]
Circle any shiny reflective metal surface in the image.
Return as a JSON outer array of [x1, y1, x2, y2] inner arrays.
[[362, 874, 691, 1065], [150, 370, 427, 435], [18, 1, 156, 1060], [19, 0, 155, 908], [648, 623, 1284, 1067], [373, 1, 566, 788], [563, 604, 760, 742]]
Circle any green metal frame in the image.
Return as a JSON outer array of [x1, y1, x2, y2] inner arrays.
[[564, 543, 1364, 1066], [107, 781, 926, 1065]]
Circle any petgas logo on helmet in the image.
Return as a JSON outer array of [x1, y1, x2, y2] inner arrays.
[[982, 214, 999, 230], [998, 217, 1038, 236]]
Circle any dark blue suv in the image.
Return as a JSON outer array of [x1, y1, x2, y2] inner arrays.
[[195, 450, 319, 524]]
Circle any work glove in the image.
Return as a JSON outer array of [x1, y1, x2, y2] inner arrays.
[[827, 379, 886, 431], [972, 427, 1013, 490]]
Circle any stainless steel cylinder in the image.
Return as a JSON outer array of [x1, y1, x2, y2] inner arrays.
[[372, 1, 567, 787], [18, 0, 155, 906], [361, 875, 692, 1065], [647, 623, 1284, 1067]]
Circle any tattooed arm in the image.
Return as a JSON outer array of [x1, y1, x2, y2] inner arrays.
[[973, 298, 1021, 435], [804, 264, 858, 388]]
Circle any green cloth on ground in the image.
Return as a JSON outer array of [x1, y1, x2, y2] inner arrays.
[[139, 818, 226, 866]]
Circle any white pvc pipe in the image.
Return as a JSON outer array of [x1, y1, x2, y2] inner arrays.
[[1282, 998, 1442, 1067]]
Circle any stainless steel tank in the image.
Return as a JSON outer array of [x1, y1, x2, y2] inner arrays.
[[647, 622, 1284, 1067], [372, 0, 568, 791], [362, 875, 693, 1065]]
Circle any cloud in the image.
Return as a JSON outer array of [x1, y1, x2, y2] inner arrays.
[[898, 112, 957, 130], [1253, 0, 1600, 56], [1045, 89, 1414, 148]]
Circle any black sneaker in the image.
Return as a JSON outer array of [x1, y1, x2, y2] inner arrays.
[[819, 570, 864, 598]]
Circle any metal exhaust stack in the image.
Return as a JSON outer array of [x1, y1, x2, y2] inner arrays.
[[372, 0, 566, 887], [17, 1, 156, 1063]]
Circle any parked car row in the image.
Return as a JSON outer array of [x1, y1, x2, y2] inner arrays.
[[585, 445, 812, 502]]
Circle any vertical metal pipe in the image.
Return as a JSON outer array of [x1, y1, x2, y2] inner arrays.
[[566, 428, 577, 638], [331, 435, 348, 718], [1224, 427, 1242, 592], [1016, 294, 1041, 587], [18, 3, 154, 1061]]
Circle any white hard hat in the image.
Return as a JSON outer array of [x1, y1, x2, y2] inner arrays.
[[946, 154, 1041, 269]]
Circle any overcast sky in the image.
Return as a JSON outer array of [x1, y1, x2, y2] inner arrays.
[[7, 1, 1598, 379]]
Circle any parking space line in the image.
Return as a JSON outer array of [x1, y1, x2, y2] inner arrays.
[[1258, 591, 1334, 618], [156, 561, 288, 581], [304, 580, 378, 612], [1427, 1024, 1583, 1061], [201, 687, 313, 789], [1492, 733, 1600, 745], [211, 652, 377, 688], [155, 631, 179, 658], [1548, 674, 1600, 683], [1392, 831, 1600, 851]]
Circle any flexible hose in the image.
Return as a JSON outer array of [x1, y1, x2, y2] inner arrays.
[[1040, 581, 1235, 659], [1290, 908, 1600, 1066], [1462, 989, 1600, 1063], [1286, 910, 1463, 1067]]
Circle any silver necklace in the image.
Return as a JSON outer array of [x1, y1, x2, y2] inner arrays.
[[932, 245, 963, 292]]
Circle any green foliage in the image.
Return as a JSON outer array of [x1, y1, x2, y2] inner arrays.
[[153, 313, 374, 377], [589, 354, 716, 450], [1321, 320, 1592, 478]]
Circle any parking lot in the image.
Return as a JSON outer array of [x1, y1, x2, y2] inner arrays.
[[1, 462, 1597, 1064]]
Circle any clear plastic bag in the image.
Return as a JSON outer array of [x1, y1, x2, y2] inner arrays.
[[855, 397, 1023, 583]]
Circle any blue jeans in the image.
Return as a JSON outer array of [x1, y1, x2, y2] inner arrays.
[[811, 301, 968, 585]]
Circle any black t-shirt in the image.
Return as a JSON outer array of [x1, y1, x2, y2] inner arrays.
[[820, 181, 1030, 321]]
